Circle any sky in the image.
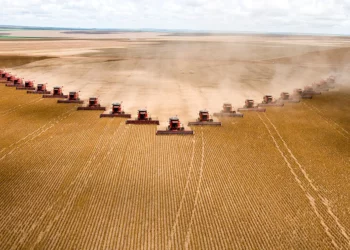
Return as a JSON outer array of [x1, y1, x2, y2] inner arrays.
[[0, 0, 350, 34]]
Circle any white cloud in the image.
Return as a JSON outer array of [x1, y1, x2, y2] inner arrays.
[[0, 0, 349, 34]]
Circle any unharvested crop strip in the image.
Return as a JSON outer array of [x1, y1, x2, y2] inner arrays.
[[264, 113, 350, 246], [302, 103, 349, 139], [258, 113, 339, 249], [0, 107, 76, 161]]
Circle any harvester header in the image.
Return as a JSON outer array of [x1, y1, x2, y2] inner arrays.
[[77, 97, 106, 110], [58, 91, 84, 104], [303, 86, 321, 95], [293, 88, 312, 99], [238, 99, 266, 112], [43, 86, 68, 98], [100, 102, 131, 118], [278, 92, 300, 103], [27, 83, 51, 94], [157, 116, 194, 135], [6, 77, 24, 87], [126, 109, 160, 124], [17, 80, 35, 90], [188, 110, 221, 126], [258, 95, 284, 107], [213, 103, 244, 117]]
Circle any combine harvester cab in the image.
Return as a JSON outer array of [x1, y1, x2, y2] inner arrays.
[[27, 83, 51, 94], [17, 80, 35, 90], [157, 117, 194, 135], [303, 86, 321, 95], [188, 110, 221, 126], [238, 99, 266, 112], [100, 102, 131, 118], [43, 86, 68, 98], [77, 97, 106, 110], [258, 95, 284, 107], [278, 92, 300, 103], [58, 91, 84, 104], [213, 103, 244, 117], [126, 109, 159, 124]]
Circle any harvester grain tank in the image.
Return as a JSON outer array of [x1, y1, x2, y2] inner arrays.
[[58, 91, 84, 104], [77, 97, 106, 110], [213, 103, 244, 117], [126, 109, 159, 124], [16, 80, 35, 90], [156, 117, 194, 135], [278, 92, 300, 103], [293, 88, 312, 99], [303, 86, 321, 95], [43, 86, 68, 98], [27, 83, 51, 94], [100, 102, 131, 118], [188, 110, 221, 126], [238, 99, 266, 112], [258, 95, 284, 107]]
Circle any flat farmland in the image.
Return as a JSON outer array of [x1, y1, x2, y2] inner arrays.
[[0, 33, 349, 249]]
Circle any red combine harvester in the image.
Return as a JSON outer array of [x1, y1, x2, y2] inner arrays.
[[27, 83, 51, 94], [100, 102, 131, 118], [238, 99, 266, 112], [258, 95, 284, 107], [303, 86, 321, 95], [58, 91, 84, 104], [326, 76, 336, 88], [0, 72, 12, 82], [188, 110, 221, 126], [43, 86, 68, 98], [16, 80, 35, 90], [77, 97, 106, 110], [126, 109, 159, 124], [293, 88, 312, 99], [156, 117, 194, 135], [5, 77, 23, 87], [312, 80, 329, 92], [213, 103, 244, 117], [278, 92, 300, 103]]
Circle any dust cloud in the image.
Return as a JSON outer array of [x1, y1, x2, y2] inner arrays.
[[4, 35, 349, 125]]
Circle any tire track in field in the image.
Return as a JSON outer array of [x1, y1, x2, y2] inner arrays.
[[307, 102, 349, 135], [0, 107, 76, 161], [258, 114, 340, 249], [167, 137, 196, 250], [184, 128, 205, 249], [263, 113, 350, 246], [302, 102, 349, 139]]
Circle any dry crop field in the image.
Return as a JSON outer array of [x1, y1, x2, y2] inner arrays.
[[0, 33, 350, 249]]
